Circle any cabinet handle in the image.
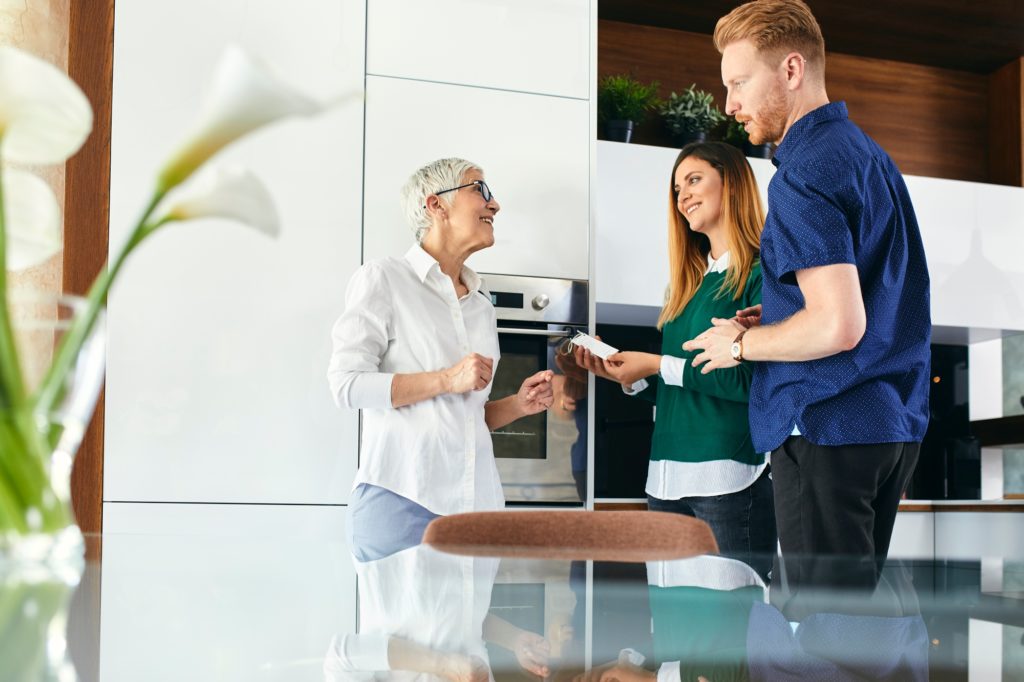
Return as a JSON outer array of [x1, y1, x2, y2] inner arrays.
[[496, 327, 576, 337]]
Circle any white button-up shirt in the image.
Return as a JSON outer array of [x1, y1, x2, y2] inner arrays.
[[328, 244, 503, 516]]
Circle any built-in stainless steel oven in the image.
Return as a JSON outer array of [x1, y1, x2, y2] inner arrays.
[[480, 274, 589, 506]]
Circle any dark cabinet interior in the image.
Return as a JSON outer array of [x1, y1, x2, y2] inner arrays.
[[594, 322, 975, 500]]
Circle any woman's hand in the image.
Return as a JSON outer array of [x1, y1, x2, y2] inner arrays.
[[516, 370, 555, 415], [512, 631, 551, 678], [443, 353, 494, 393], [573, 337, 618, 382], [603, 351, 660, 386], [436, 653, 491, 682]]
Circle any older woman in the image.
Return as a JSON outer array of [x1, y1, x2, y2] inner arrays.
[[329, 158, 554, 559]]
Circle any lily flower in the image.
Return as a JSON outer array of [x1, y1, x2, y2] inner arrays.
[[0, 46, 92, 165], [156, 46, 324, 193], [155, 166, 280, 236], [3, 168, 61, 271]]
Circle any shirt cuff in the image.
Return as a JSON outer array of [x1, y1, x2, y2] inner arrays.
[[657, 661, 681, 682], [622, 378, 649, 395], [659, 356, 686, 387]]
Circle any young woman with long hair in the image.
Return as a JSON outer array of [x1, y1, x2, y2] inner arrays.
[[577, 141, 776, 576]]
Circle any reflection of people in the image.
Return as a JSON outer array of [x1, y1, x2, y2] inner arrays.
[[687, 0, 930, 575], [324, 544, 550, 682], [576, 142, 775, 577], [328, 158, 554, 558], [575, 556, 927, 682], [555, 350, 589, 502]]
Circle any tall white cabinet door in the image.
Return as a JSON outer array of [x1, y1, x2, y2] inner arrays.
[[363, 76, 590, 279], [105, 0, 365, 504], [367, 0, 590, 99]]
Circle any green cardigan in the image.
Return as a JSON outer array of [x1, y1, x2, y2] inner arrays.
[[636, 262, 762, 466]]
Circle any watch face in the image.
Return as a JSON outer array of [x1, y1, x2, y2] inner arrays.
[[731, 342, 741, 360]]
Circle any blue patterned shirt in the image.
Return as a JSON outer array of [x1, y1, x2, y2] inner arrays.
[[751, 102, 931, 452]]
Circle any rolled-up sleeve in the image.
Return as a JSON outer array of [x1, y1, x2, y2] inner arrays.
[[328, 263, 396, 410], [323, 632, 390, 681]]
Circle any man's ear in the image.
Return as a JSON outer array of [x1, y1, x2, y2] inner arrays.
[[782, 51, 806, 89]]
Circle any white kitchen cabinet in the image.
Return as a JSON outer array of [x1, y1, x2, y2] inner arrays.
[[367, 0, 590, 100], [596, 140, 1024, 338], [363, 76, 591, 279], [105, 0, 364, 505]]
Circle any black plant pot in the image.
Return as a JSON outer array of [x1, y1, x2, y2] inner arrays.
[[605, 119, 635, 143], [744, 141, 775, 159], [674, 130, 708, 147]]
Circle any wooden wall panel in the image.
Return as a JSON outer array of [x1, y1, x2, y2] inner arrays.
[[989, 58, 1024, 187], [65, 0, 115, 538], [599, 19, 992, 184]]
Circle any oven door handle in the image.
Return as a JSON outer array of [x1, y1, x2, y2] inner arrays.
[[496, 326, 578, 338]]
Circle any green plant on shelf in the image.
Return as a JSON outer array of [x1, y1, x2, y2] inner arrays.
[[660, 84, 726, 141], [597, 74, 661, 126]]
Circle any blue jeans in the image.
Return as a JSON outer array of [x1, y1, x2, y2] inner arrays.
[[346, 484, 439, 563], [647, 467, 777, 580]]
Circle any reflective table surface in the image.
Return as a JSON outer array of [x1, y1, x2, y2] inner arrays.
[[7, 528, 1024, 681]]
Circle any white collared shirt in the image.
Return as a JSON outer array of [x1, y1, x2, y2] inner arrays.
[[626, 252, 767, 498], [324, 544, 498, 681], [328, 244, 504, 516]]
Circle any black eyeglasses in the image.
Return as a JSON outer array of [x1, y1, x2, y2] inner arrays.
[[432, 180, 495, 204]]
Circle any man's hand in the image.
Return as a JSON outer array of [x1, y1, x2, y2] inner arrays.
[[682, 324, 740, 374], [603, 351, 660, 386], [733, 303, 762, 329], [443, 353, 494, 393], [516, 370, 555, 415]]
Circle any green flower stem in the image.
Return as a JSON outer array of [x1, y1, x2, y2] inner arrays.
[[0, 166, 29, 412], [33, 189, 166, 422]]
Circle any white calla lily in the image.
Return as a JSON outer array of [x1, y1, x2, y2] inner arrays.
[[3, 168, 61, 271], [0, 46, 92, 164], [156, 46, 324, 193], [157, 166, 280, 236]]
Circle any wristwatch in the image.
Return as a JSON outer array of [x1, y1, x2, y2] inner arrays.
[[730, 329, 748, 362]]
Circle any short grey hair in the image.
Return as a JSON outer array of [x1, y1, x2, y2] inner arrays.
[[400, 158, 483, 243]]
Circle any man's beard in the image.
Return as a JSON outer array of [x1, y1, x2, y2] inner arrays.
[[748, 84, 789, 145]]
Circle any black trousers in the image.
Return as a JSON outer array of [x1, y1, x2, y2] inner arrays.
[[770, 436, 920, 597]]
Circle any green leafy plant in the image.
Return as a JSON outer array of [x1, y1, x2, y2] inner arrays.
[[722, 116, 749, 149], [660, 84, 726, 140], [597, 75, 661, 126]]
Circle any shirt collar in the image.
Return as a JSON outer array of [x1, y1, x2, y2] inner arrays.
[[772, 101, 848, 168], [403, 243, 482, 293], [706, 250, 731, 274]]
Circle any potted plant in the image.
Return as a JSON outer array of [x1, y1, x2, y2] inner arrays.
[[723, 116, 774, 159], [597, 74, 661, 143], [659, 84, 726, 146]]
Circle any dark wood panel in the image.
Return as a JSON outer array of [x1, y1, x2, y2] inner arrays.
[[599, 0, 1024, 75], [989, 58, 1024, 186], [599, 20, 991, 183], [594, 502, 649, 511], [65, 0, 115, 543], [826, 52, 989, 182]]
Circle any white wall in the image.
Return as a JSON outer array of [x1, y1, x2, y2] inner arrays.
[[106, 0, 365, 507], [596, 140, 1024, 338]]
